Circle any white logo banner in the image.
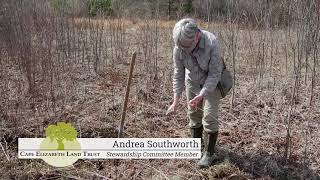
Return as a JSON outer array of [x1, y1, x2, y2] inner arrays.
[[18, 138, 201, 159]]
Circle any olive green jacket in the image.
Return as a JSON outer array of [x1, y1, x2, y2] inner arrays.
[[172, 30, 223, 98]]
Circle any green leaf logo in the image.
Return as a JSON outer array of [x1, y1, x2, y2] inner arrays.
[[44, 122, 78, 150], [40, 122, 81, 167]]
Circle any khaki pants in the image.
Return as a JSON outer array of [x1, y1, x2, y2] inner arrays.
[[186, 82, 221, 133]]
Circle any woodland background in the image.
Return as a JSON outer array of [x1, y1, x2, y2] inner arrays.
[[0, 0, 319, 179]]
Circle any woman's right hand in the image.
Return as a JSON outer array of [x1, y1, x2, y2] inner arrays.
[[166, 102, 178, 115]]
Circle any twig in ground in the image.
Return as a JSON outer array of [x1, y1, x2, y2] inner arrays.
[[118, 52, 137, 138], [0, 138, 10, 161], [180, 159, 207, 179], [71, 163, 111, 180], [135, 160, 169, 180], [59, 174, 84, 180]]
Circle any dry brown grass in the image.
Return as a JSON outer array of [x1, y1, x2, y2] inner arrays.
[[0, 12, 319, 180]]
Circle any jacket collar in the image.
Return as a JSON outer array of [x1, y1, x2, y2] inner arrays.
[[190, 33, 205, 56], [198, 32, 205, 49], [193, 32, 205, 52]]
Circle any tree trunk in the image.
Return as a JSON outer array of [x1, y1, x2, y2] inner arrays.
[[57, 140, 65, 150]]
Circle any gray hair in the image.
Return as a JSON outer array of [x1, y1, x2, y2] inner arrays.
[[173, 18, 198, 47]]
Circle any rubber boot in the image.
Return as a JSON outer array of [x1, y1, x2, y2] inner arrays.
[[191, 126, 204, 150], [191, 126, 203, 138], [197, 131, 218, 168]]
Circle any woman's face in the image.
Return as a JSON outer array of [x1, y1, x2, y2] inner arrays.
[[180, 31, 201, 53]]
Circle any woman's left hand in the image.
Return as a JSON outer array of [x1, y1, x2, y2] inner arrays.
[[189, 95, 203, 108]]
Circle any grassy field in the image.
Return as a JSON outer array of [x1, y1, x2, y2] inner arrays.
[[0, 15, 320, 179]]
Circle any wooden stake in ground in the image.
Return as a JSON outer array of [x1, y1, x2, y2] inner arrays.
[[118, 52, 137, 138]]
